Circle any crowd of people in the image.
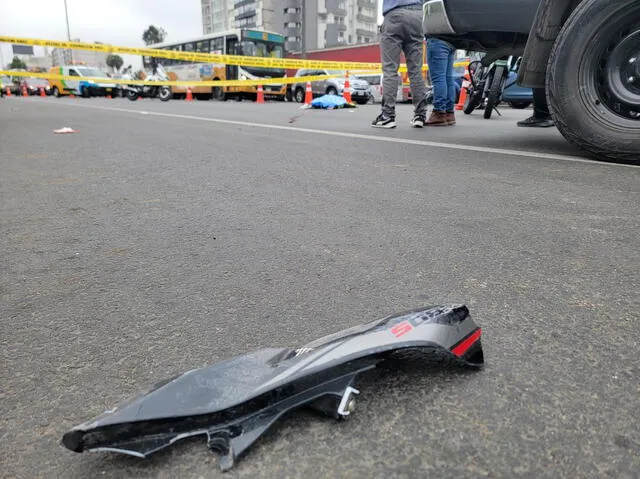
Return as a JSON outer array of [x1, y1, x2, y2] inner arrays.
[[372, 0, 553, 130]]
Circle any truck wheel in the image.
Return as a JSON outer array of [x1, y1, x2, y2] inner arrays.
[[546, 0, 640, 164], [294, 87, 305, 103]]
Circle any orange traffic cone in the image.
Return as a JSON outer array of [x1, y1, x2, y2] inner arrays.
[[343, 71, 352, 103], [40, 87, 46, 97], [22, 86, 28, 97], [304, 81, 312, 105], [186, 87, 193, 101], [455, 67, 471, 111], [6, 86, 12, 96], [256, 85, 264, 103]]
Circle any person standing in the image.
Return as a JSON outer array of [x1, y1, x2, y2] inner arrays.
[[517, 87, 555, 127], [425, 37, 457, 126], [372, 0, 428, 129]]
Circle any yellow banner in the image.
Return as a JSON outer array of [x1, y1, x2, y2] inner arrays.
[[0, 70, 341, 87], [0, 35, 469, 73]]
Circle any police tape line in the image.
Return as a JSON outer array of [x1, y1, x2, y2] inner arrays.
[[0, 70, 341, 87], [0, 35, 469, 73]]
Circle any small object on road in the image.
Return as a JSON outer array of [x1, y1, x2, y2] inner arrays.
[[61, 305, 484, 471], [53, 127, 78, 134]]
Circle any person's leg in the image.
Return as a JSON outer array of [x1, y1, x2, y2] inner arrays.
[[517, 87, 554, 127], [445, 45, 457, 123], [425, 38, 451, 126], [373, 13, 403, 128], [401, 7, 428, 127]]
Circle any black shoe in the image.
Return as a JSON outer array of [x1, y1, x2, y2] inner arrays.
[[372, 113, 396, 129], [517, 115, 554, 128], [410, 114, 425, 128]]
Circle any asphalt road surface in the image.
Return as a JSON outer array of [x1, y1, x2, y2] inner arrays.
[[1, 96, 639, 479]]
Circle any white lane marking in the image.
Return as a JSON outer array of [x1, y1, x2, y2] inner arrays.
[[17, 98, 640, 168]]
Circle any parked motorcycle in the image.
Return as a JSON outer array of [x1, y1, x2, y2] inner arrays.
[[124, 63, 172, 102], [463, 56, 514, 119]]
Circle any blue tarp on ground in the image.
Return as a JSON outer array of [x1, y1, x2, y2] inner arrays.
[[309, 94, 356, 109]]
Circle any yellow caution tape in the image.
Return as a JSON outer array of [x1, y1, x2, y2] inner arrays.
[[0, 70, 341, 87], [0, 35, 469, 73]]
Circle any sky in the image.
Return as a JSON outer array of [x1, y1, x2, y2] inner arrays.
[[0, 0, 202, 69], [1, 0, 384, 69]]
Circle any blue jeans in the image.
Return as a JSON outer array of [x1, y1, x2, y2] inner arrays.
[[426, 38, 456, 112]]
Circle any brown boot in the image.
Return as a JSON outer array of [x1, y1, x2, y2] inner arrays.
[[447, 111, 456, 125], [426, 110, 450, 126]]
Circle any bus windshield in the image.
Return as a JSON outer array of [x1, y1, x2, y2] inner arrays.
[[238, 41, 284, 58]]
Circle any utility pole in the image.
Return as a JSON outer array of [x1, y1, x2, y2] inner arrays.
[[300, 0, 306, 59], [63, 0, 73, 63]]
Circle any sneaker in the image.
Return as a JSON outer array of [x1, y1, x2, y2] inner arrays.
[[446, 111, 456, 125], [517, 115, 554, 128], [425, 110, 450, 127], [410, 114, 425, 128], [371, 113, 396, 129]]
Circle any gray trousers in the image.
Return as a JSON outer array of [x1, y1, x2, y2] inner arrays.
[[380, 6, 428, 118]]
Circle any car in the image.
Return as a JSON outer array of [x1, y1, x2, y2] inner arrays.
[[21, 77, 53, 96], [352, 72, 403, 104], [291, 69, 372, 105], [1, 75, 23, 96], [422, 0, 640, 162], [502, 57, 533, 109], [48, 65, 118, 98]]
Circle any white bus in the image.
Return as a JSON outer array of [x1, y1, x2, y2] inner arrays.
[[145, 29, 287, 101]]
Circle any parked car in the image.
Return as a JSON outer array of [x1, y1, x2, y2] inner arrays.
[[502, 58, 533, 109], [1, 75, 22, 95], [22, 77, 53, 96], [48, 65, 118, 98], [353, 72, 404, 104], [422, 0, 640, 161], [291, 69, 372, 105]]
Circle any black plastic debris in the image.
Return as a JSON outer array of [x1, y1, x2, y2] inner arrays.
[[62, 304, 484, 471]]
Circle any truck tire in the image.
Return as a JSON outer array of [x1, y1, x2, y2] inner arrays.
[[546, 0, 640, 164]]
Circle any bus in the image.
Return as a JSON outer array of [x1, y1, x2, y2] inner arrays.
[[144, 29, 286, 101]]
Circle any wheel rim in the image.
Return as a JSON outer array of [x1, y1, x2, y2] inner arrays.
[[601, 29, 640, 119], [295, 90, 303, 102], [594, 23, 640, 121]]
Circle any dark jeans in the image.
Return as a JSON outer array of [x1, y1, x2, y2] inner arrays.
[[426, 38, 457, 112], [533, 87, 550, 119], [380, 5, 427, 118]]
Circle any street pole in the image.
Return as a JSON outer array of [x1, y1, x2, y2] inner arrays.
[[63, 0, 73, 63], [300, 0, 306, 59]]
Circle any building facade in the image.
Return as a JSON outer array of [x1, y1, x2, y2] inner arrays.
[[201, 0, 380, 51], [51, 41, 108, 69]]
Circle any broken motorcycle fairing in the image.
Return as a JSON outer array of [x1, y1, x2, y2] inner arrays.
[[62, 304, 483, 471]]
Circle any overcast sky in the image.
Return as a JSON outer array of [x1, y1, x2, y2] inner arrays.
[[1, 0, 384, 69], [0, 0, 202, 68]]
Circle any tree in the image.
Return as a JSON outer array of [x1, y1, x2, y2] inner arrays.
[[106, 54, 124, 73], [9, 56, 27, 70], [142, 25, 167, 46]]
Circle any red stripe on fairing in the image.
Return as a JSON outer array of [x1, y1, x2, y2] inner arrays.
[[451, 328, 482, 357]]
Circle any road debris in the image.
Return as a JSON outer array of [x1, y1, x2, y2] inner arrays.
[[62, 305, 484, 471], [53, 127, 78, 134]]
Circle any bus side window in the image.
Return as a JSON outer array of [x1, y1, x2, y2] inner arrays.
[[211, 38, 224, 54], [196, 40, 210, 53]]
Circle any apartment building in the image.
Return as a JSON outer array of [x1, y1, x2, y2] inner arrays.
[[284, 0, 379, 51], [201, 0, 380, 51]]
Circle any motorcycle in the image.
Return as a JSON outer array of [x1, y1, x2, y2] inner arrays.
[[124, 63, 172, 102], [463, 56, 515, 119]]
